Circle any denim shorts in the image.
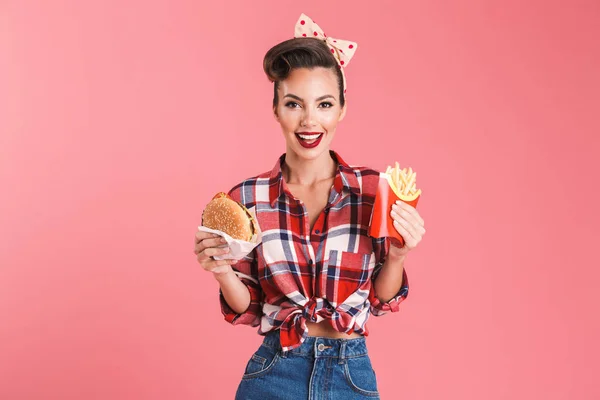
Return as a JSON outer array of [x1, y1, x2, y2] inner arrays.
[[235, 329, 380, 400]]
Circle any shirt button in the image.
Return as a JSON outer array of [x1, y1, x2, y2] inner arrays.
[[308, 260, 313, 266], [317, 343, 325, 351], [315, 229, 320, 234]]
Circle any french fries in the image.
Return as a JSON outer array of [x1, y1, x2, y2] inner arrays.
[[384, 162, 421, 201]]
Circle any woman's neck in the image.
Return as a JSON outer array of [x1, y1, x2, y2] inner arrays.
[[283, 150, 337, 186]]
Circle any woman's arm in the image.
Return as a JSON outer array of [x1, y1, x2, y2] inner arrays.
[[373, 253, 406, 303], [214, 268, 251, 314], [372, 200, 425, 303]]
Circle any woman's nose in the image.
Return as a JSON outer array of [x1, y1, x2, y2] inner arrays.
[[301, 109, 316, 127]]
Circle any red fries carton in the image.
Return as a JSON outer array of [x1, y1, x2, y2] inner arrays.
[[368, 164, 421, 247]]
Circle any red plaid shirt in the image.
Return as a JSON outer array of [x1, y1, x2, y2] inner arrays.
[[219, 151, 409, 351]]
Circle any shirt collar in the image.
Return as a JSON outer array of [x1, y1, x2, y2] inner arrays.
[[268, 150, 361, 207]]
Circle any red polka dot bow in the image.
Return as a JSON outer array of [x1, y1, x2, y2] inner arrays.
[[294, 13, 358, 93]]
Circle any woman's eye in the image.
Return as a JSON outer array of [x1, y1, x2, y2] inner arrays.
[[284, 101, 333, 108]]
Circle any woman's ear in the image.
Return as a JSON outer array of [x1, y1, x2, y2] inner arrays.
[[273, 106, 280, 122], [338, 101, 347, 122]]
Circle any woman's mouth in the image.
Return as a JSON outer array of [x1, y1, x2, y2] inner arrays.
[[295, 132, 324, 149]]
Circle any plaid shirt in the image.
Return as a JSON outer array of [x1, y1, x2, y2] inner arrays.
[[219, 151, 409, 351]]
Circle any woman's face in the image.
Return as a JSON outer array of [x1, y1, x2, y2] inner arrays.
[[273, 67, 346, 161]]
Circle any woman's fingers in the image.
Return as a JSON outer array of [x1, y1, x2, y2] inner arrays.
[[195, 237, 227, 254], [392, 203, 426, 236], [197, 249, 231, 274], [194, 232, 226, 254], [395, 201, 425, 228], [195, 231, 219, 244], [196, 246, 229, 261], [393, 219, 417, 248], [198, 256, 235, 272], [205, 246, 230, 257], [194, 230, 235, 274], [392, 215, 418, 244], [390, 203, 426, 250]]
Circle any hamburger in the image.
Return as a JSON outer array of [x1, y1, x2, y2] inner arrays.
[[202, 192, 257, 241]]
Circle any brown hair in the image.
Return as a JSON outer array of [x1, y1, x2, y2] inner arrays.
[[263, 37, 345, 107]]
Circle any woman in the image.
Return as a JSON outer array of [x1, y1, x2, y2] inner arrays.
[[194, 14, 425, 399]]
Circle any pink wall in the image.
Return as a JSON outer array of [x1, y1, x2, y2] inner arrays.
[[1, 1, 599, 399]]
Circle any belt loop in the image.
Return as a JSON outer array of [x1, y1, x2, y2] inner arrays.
[[278, 333, 287, 358], [279, 340, 288, 358], [338, 341, 347, 364]]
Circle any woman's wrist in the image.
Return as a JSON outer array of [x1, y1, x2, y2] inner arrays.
[[215, 264, 252, 314], [213, 265, 235, 283], [388, 242, 408, 262]]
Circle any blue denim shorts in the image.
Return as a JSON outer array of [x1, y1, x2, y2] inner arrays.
[[235, 329, 380, 399]]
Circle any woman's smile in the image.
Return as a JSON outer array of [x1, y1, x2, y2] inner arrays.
[[295, 132, 324, 148]]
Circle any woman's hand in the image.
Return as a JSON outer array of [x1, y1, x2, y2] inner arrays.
[[389, 200, 426, 258], [194, 231, 235, 276]]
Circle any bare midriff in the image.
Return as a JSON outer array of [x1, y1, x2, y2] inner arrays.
[[306, 320, 362, 339]]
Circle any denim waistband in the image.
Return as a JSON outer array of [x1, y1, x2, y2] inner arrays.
[[261, 329, 369, 359]]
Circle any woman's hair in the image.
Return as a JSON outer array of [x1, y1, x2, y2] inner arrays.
[[263, 37, 345, 108]]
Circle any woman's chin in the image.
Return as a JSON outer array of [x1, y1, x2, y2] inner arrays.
[[289, 144, 330, 160]]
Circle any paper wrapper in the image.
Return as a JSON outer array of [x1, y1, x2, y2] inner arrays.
[[197, 206, 262, 263], [368, 172, 420, 247]]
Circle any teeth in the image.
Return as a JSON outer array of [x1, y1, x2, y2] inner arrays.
[[298, 133, 322, 140]]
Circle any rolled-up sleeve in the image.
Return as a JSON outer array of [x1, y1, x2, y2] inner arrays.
[[368, 236, 409, 316], [219, 248, 263, 326]]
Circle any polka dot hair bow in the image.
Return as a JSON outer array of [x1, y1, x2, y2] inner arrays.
[[294, 13, 358, 93]]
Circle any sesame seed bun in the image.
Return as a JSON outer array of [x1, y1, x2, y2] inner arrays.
[[201, 192, 256, 241]]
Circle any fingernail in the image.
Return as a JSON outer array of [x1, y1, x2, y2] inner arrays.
[[220, 238, 227, 243]]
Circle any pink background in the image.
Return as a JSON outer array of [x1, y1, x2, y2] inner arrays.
[[1, 1, 599, 399]]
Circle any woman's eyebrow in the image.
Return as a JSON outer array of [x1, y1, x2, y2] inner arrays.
[[283, 94, 336, 102]]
